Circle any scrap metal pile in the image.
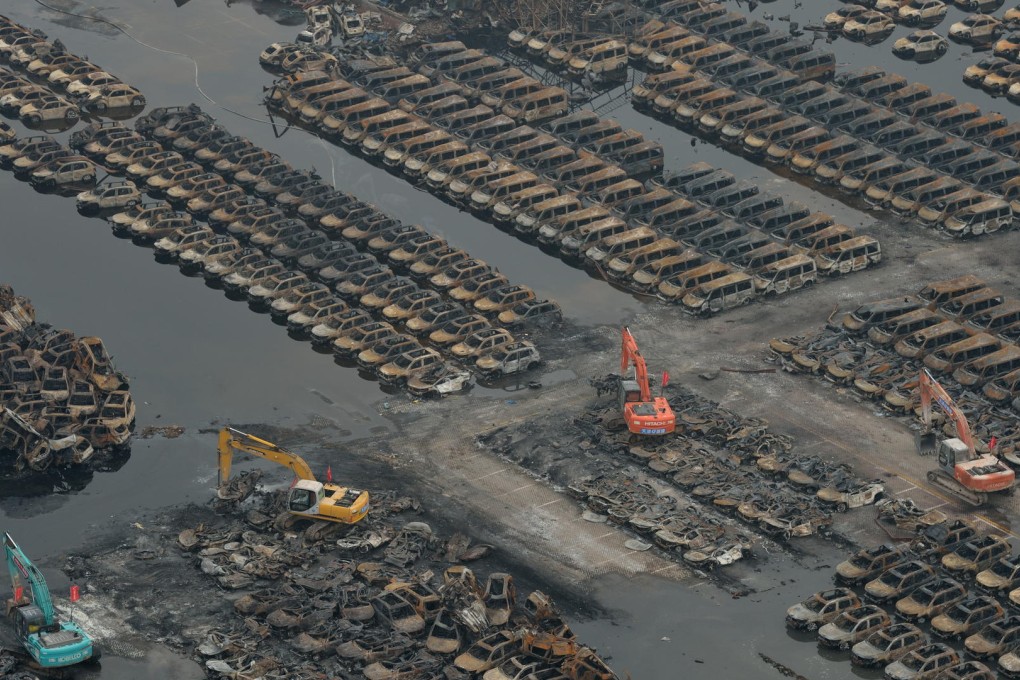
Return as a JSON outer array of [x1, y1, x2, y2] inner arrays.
[[769, 274, 1020, 462], [171, 487, 619, 679], [786, 516, 1020, 678], [627, 4, 1020, 238], [0, 285, 133, 473], [0, 14, 145, 130], [485, 382, 880, 571]]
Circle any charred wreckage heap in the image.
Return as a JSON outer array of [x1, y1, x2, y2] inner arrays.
[[72, 480, 622, 680], [0, 285, 134, 474]]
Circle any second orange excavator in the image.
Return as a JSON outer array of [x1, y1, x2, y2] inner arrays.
[[619, 327, 675, 436], [915, 368, 1014, 506]]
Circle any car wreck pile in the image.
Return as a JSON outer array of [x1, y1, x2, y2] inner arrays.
[[260, 35, 878, 315], [786, 516, 1020, 678], [769, 274, 1020, 463], [0, 14, 145, 130], [482, 382, 881, 571], [628, 3, 1020, 238], [6, 102, 556, 395], [138, 486, 622, 680], [0, 285, 133, 474]]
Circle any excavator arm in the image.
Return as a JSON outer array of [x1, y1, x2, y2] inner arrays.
[[4, 532, 55, 626], [621, 327, 652, 402], [217, 427, 316, 486], [918, 369, 975, 455]]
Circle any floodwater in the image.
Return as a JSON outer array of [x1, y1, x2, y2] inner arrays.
[[0, 0, 1009, 677]]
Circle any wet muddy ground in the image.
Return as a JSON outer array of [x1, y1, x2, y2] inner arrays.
[[2, 0, 1020, 678]]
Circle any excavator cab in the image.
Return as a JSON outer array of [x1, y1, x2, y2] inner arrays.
[[289, 479, 322, 513], [938, 438, 967, 472], [618, 378, 643, 409]]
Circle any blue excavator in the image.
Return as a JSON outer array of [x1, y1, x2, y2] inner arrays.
[[3, 532, 95, 669]]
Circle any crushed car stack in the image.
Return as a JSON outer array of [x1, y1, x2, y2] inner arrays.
[[0, 285, 134, 473]]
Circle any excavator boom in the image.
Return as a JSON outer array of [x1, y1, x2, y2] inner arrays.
[[218, 426, 315, 485], [4, 533, 54, 625], [917, 369, 975, 455], [621, 327, 652, 402]]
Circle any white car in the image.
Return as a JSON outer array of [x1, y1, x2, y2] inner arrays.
[[66, 72, 121, 99], [892, 30, 950, 59], [825, 4, 870, 29], [950, 14, 1003, 43], [898, 0, 949, 26], [76, 181, 141, 213], [20, 96, 79, 125], [817, 482, 885, 512], [295, 25, 332, 48], [844, 11, 896, 41], [340, 12, 365, 38]]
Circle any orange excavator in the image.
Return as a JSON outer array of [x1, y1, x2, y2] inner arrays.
[[915, 368, 1014, 506], [620, 327, 675, 436]]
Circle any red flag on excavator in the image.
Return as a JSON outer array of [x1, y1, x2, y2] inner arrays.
[[326, 466, 333, 482], [70, 585, 80, 603], [662, 371, 670, 388]]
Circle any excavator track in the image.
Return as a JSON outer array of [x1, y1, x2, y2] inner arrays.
[[926, 470, 988, 507]]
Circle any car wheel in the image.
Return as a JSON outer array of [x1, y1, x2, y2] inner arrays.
[[28, 114, 41, 125], [82, 173, 94, 183], [66, 108, 79, 120], [837, 502, 849, 513], [937, 42, 947, 54], [95, 101, 107, 113], [126, 199, 138, 207], [132, 96, 144, 107]]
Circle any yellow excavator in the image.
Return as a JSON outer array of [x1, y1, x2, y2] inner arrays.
[[217, 427, 369, 538]]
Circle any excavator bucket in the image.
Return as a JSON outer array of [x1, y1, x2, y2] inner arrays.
[[915, 431, 937, 456]]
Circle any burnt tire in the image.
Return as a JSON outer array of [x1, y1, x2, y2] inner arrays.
[[132, 96, 144, 107], [936, 42, 948, 54], [82, 173, 94, 183], [837, 502, 849, 513], [28, 114, 41, 125], [66, 108, 79, 120], [94, 101, 107, 113]]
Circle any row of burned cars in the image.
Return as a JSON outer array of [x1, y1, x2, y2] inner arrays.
[[263, 41, 877, 314], [0, 15, 145, 128], [627, 16, 1020, 235], [0, 107, 559, 394], [787, 519, 1020, 678], [0, 286, 133, 472], [769, 275, 1020, 461]]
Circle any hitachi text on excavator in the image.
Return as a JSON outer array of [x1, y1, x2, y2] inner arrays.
[[619, 327, 675, 436], [915, 369, 1015, 506]]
